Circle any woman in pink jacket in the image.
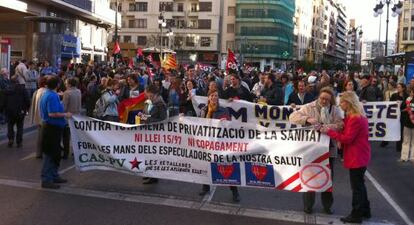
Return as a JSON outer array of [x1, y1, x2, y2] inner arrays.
[[320, 91, 371, 224]]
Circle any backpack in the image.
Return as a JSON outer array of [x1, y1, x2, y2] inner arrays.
[[93, 91, 109, 119]]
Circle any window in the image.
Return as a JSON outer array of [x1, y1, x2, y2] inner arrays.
[[162, 37, 169, 47], [128, 19, 135, 28], [136, 19, 147, 28], [177, 3, 184, 12], [129, 3, 135, 11], [124, 35, 131, 43], [188, 20, 197, 28], [228, 7, 235, 16], [410, 28, 414, 40], [137, 36, 147, 45], [404, 10, 410, 22], [136, 2, 147, 12], [174, 36, 184, 47], [191, 3, 198, 12], [186, 36, 196, 47], [199, 2, 212, 12], [200, 37, 211, 47], [160, 2, 173, 11], [227, 24, 234, 33], [198, 20, 211, 29], [403, 27, 408, 40]]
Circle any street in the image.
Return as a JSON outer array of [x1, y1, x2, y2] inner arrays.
[[0, 129, 412, 225]]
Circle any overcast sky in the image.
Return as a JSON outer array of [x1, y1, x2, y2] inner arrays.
[[342, 0, 399, 42]]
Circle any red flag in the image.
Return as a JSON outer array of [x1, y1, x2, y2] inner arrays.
[[128, 58, 134, 69], [226, 48, 239, 72], [146, 67, 155, 78], [113, 41, 121, 55], [137, 48, 143, 57], [117, 93, 147, 123]]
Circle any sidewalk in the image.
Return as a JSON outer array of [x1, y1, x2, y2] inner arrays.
[[0, 115, 37, 141]]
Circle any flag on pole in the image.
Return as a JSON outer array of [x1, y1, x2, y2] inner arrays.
[[162, 54, 177, 70], [113, 41, 121, 55], [128, 57, 134, 69], [137, 48, 143, 62], [226, 48, 239, 72]]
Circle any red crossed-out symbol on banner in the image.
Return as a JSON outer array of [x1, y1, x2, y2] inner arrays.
[[300, 164, 330, 190]]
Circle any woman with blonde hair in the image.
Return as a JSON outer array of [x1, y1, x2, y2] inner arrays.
[[320, 91, 371, 223]]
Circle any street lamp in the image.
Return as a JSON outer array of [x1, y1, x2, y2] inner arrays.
[[373, 0, 403, 56], [348, 26, 363, 66], [157, 12, 173, 62]]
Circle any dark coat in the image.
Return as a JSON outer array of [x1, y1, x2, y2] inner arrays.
[[3, 82, 30, 117], [223, 85, 253, 102], [287, 92, 315, 105], [260, 83, 284, 105], [359, 85, 383, 102], [143, 95, 167, 123]]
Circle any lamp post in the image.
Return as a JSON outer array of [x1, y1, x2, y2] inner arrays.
[[348, 26, 363, 66], [373, 0, 403, 56], [158, 12, 173, 63]]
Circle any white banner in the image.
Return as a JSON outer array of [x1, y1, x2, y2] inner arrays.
[[192, 96, 401, 141], [69, 115, 332, 192]]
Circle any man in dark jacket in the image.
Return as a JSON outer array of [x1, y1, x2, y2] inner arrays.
[[287, 80, 315, 106], [359, 76, 383, 102], [222, 74, 253, 102], [259, 73, 284, 105], [4, 76, 30, 147]]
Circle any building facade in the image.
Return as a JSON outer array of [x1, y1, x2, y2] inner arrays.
[[235, 0, 295, 71], [110, 0, 222, 66], [293, 0, 313, 62], [397, 0, 414, 53], [0, 0, 118, 69], [346, 19, 362, 65], [361, 40, 385, 65]]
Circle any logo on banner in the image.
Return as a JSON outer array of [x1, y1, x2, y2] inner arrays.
[[245, 162, 275, 187], [211, 162, 241, 185], [129, 157, 144, 172], [300, 164, 330, 190]]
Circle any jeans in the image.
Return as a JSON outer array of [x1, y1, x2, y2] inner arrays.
[[349, 167, 370, 217], [7, 115, 24, 144], [41, 154, 60, 183]]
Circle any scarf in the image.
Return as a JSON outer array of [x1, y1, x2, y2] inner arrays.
[[320, 105, 331, 124], [206, 102, 218, 119]]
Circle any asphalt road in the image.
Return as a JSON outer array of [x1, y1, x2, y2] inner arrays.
[[0, 130, 412, 225]]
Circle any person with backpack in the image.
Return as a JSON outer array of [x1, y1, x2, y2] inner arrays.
[[94, 79, 119, 122]]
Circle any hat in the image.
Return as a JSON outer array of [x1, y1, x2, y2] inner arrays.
[[308, 75, 317, 84]]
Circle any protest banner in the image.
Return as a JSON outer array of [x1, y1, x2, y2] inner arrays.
[[69, 115, 332, 192], [192, 96, 400, 141]]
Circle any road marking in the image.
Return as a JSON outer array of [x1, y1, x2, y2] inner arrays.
[[366, 171, 414, 225], [201, 186, 216, 203], [59, 165, 75, 175], [20, 152, 36, 161], [0, 178, 395, 225]]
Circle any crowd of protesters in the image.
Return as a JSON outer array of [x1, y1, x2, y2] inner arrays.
[[0, 58, 414, 222]]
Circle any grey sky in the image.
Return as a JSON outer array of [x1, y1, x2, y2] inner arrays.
[[342, 0, 399, 41]]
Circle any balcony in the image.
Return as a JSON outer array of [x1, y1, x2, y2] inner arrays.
[[62, 0, 92, 12]]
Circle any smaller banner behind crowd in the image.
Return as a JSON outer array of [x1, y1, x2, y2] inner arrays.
[[192, 96, 401, 141], [69, 115, 332, 192]]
